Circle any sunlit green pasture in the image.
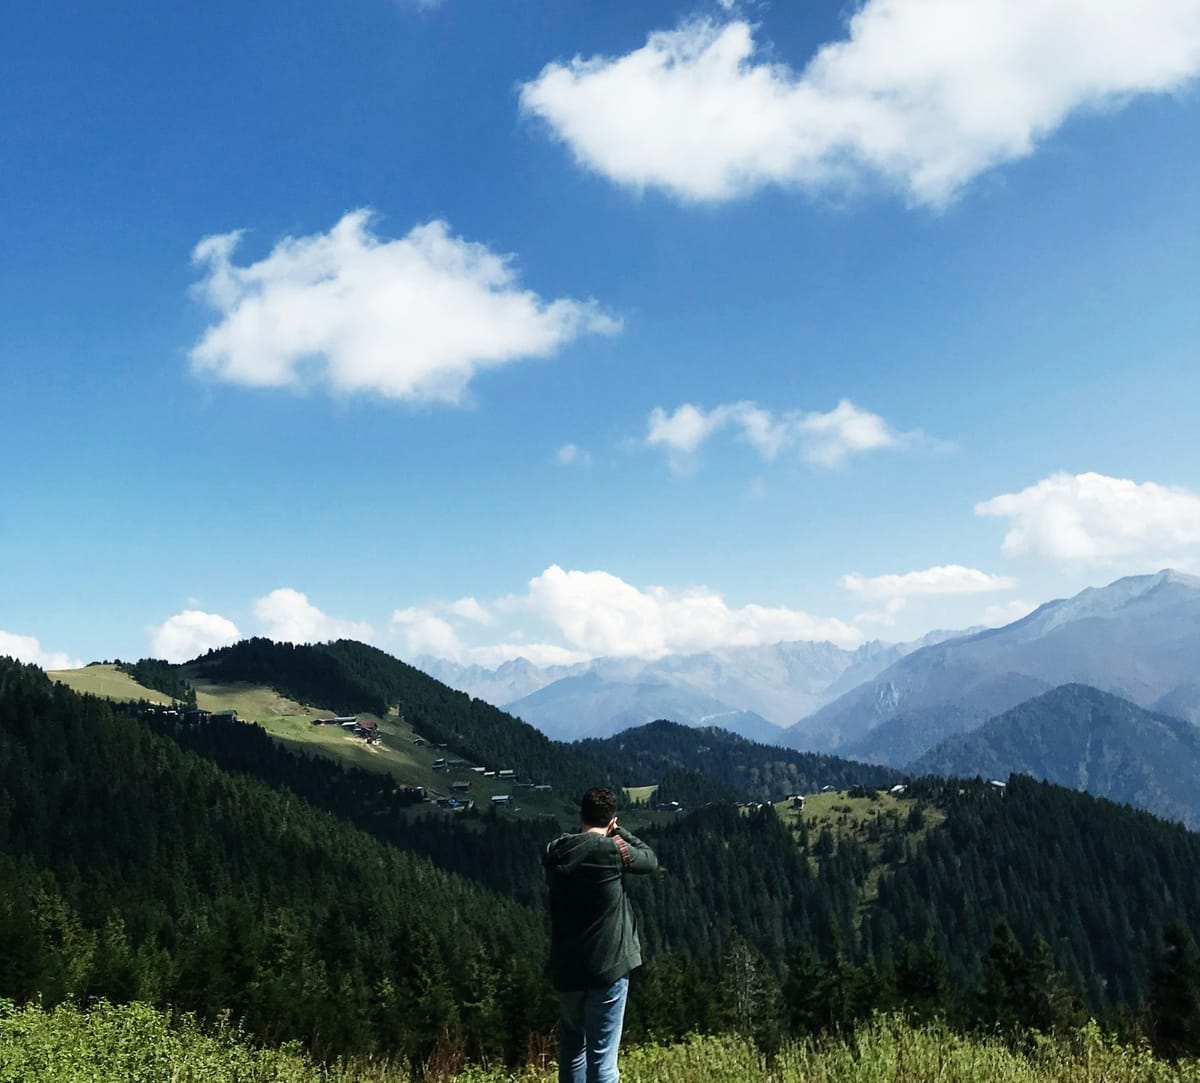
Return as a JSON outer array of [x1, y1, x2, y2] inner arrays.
[[625, 784, 660, 805], [775, 788, 947, 902], [47, 664, 174, 705], [5, 1001, 1196, 1083]]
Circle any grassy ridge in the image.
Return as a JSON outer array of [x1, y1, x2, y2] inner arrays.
[[3, 1000, 1195, 1083]]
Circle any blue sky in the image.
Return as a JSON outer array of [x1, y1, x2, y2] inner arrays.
[[4, 0, 1200, 670]]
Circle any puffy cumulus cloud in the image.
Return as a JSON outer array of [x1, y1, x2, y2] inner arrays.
[[254, 588, 373, 644], [799, 400, 907, 467], [647, 399, 914, 468], [0, 631, 83, 670], [519, 4, 1200, 206], [391, 603, 591, 667], [975, 472, 1200, 561], [841, 564, 1016, 599], [149, 611, 241, 664], [524, 564, 862, 657], [391, 607, 465, 660], [647, 403, 738, 457], [190, 210, 620, 403]]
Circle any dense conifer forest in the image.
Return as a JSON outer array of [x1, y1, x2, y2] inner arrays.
[[579, 719, 903, 803], [3, 653, 1200, 1074]]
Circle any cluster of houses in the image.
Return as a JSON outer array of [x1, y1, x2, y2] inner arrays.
[[310, 715, 380, 744], [418, 745, 558, 814], [140, 705, 240, 725]]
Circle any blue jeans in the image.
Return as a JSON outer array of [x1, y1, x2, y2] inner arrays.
[[557, 975, 629, 1083]]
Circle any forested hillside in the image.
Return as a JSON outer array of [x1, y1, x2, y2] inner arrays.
[[0, 659, 551, 1066], [5, 655, 1200, 1071], [870, 774, 1200, 1007], [190, 638, 614, 799]]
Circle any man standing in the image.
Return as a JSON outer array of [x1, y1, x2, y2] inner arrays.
[[544, 786, 657, 1083]]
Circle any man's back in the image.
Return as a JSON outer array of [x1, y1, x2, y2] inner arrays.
[[544, 827, 657, 991], [545, 789, 657, 1083]]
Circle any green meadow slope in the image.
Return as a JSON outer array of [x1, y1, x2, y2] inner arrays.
[[47, 662, 570, 814]]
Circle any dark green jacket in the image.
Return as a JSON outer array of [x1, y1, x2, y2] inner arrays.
[[543, 826, 658, 991]]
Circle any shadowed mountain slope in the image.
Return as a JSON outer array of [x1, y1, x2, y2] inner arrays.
[[910, 683, 1200, 828]]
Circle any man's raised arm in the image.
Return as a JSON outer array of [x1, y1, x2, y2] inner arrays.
[[612, 825, 657, 874]]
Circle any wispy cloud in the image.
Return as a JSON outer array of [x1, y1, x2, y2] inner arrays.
[[556, 442, 593, 466], [841, 563, 1016, 625], [520, 3, 1200, 205], [149, 610, 241, 663], [0, 630, 83, 670], [841, 564, 1016, 599], [190, 210, 620, 403], [976, 472, 1200, 561], [646, 399, 919, 469]]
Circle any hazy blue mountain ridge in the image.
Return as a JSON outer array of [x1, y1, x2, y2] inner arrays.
[[420, 629, 973, 742], [785, 569, 1200, 762]]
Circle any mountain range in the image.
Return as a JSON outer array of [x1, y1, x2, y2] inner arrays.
[[787, 569, 1200, 764], [418, 628, 970, 742], [416, 569, 1200, 821]]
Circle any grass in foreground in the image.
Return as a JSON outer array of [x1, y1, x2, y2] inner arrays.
[[4, 1000, 1199, 1083]]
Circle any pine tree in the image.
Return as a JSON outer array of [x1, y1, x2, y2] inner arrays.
[[1148, 921, 1200, 1060]]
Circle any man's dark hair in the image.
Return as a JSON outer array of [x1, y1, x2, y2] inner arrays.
[[580, 786, 618, 828]]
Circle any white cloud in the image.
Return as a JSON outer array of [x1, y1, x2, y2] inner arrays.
[[798, 400, 905, 467], [391, 603, 592, 666], [852, 596, 909, 627], [0, 631, 84, 670], [520, 4, 1200, 206], [149, 611, 241, 664], [843, 563, 1016, 627], [841, 564, 1016, 599], [254, 588, 374, 644], [524, 564, 862, 657], [647, 403, 739, 457], [647, 399, 914, 468], [190, 210, 620, 403], [468, 641, 591, 668], [391, 607, 465, 660], [975, 472, 1200, 561], [446, 596, 495, 625]]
